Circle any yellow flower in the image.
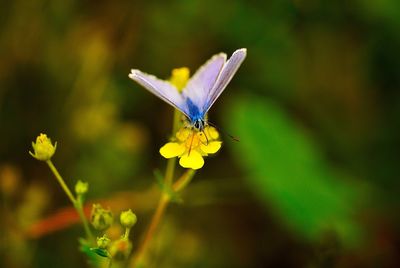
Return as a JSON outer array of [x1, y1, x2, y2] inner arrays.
[[169, 67, 190, 91], [160, 126, 222, 170], [97, 234, 111, 249], [29, 133, 57, 161], [159, 67, 222, 170]]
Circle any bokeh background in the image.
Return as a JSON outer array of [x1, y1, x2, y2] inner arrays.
[[1, 0, 400, 267]]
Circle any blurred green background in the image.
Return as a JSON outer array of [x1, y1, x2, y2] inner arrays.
[[1, 0, 400, 267]]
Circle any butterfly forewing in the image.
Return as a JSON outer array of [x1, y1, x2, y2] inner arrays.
[[181, 53, 226, 116], [203, 48, 247, 114], [129, 70, 189, 117], [129, 48, 247, 123]]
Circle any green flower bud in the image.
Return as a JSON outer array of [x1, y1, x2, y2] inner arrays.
[[120, 209, 137, 228], [97, 234, 111, 249], [75, 180, 89, 195], [90, 204, 113, 231], [29, 133, 57, 161]]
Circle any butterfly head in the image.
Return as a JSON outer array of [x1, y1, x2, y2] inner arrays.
[[192, 118, 206, 131]]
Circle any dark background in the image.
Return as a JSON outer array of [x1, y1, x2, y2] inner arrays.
[[1, 0, 400, 267]]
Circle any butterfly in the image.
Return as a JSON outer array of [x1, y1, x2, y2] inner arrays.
[[129, 48, 247, 131]]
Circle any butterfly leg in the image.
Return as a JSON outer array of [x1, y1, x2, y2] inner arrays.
[[187, 130, 195, 156], [199, 130, 209, 146]]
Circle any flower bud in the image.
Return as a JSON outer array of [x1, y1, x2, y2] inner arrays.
[[97, 234, 111, 249], [120, 209, 137, 228], [75, 180, 89, 195], [90, 204, 113, 231], [29, 133, 57, 161]]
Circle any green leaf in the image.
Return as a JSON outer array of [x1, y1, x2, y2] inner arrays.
[[226, 95, 364, 245]]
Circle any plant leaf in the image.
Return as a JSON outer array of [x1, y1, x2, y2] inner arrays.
[[226, 95, 365, 245]]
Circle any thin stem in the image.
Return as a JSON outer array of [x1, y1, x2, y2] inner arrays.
[[173, 169, 196, 192], [75, 197, 95, 242], [46, 160, 76, 204], [131, 109, 183, 267], [132, 168, 196, 267], [131, 194, 169, 267], [131, 108, 199, 267], [164, 109, 181, 186], [46, 160, 94, 242], [172, 109, 182, 134], [124, 227, 131, 239], [164, 157, 176, 186]]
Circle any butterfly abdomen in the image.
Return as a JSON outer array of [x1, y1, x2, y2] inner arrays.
[[185, 98, 207, 131]]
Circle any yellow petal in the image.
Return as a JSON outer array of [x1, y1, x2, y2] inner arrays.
[[159, 142, 185, 158], [206, 127, 220, 139], [200, 141, 222, 154], [198, 131, 208, 144], [179, 150, 204, 170]]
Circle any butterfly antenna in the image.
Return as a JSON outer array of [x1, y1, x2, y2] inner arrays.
[[207, 121, 240, 142]]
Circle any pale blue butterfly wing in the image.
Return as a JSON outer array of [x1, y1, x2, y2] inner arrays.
[[181, 53, 227, 120], [203, 48, 247, 114], [129, 48, 246, 125], [128, 69, 190, 118]]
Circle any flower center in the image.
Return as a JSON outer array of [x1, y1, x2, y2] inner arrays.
[[183, 131, 202, 150]]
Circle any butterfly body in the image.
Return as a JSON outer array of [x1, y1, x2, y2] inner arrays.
[[185, 97, 206, 130], [129, 48, 247, 132], [192, 118, 206, 132]]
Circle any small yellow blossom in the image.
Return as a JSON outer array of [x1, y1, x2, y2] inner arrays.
[[160, 126, 222, 170], [169, 67, 190, 91], [29, 133, 57, 161], [97, 234, 111, 249]]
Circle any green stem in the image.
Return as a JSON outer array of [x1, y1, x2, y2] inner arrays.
[[75, 196, 95, 242], [132, 168, 196, 267], [173, 169, 196, 192], [172, 109, 182, 134], [164, 157, 176, 186], [46, 160, 76, 204], [131, 110, 184, 268], [46, 160, 94, 242], [131, 194, 169, 267], [164, 109, 181, 186], [124, 227, 131, 239]]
